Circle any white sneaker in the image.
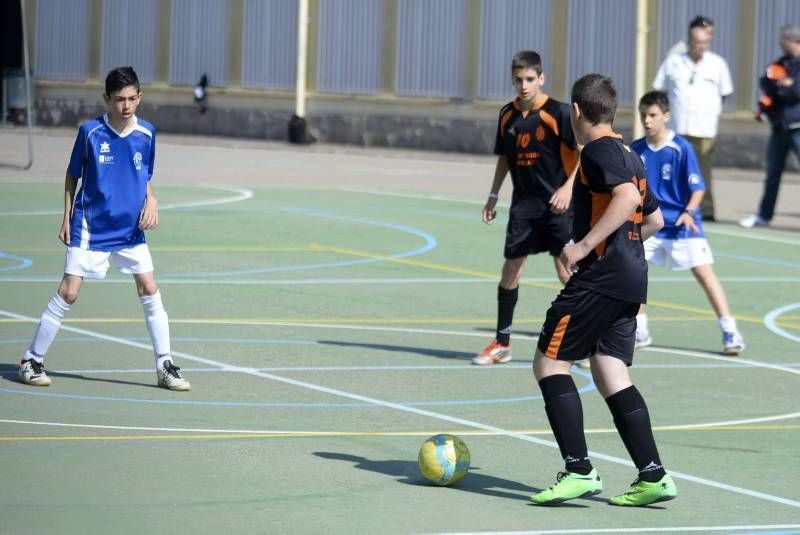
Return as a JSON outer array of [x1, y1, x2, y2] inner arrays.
[[157, 360, 191, 391], [18, 359, 52, 386], [635, 331, 652, 348], [722, 331, 745, 355], [739, 214, 769, 228]]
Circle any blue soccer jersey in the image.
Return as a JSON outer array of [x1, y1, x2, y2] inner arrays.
[[67, 114, 156, 251], [630, 131, 705, 239]]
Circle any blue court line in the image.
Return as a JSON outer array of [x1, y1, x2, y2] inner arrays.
[[165, 207, 437, 277], [0, 252, 33, 272], [715, 251, 800, 269], [0, 370, 595, 408]]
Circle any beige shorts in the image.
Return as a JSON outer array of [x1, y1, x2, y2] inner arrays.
[[643, 236, 714, 271], [64, 244, 154, 279]]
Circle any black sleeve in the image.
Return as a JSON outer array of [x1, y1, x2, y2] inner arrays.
[[580, 140, 631, 193], [642, 186, 659, 216], [558, 103, 577, 149], [493, 106, 508, 156]]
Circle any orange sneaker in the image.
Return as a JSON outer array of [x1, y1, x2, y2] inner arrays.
[[472, 340, 512, 365]]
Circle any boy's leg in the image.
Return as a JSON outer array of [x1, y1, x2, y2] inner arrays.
[[133, 272, 190, 391], [474, 256, 525, 365], [601, 361, 677, 506], [19, 274, 83, 386], [530, 351, 602, 504], [690, 263, 744, 354]]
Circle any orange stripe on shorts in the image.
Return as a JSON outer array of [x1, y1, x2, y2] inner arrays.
[[545, 314, 572, 358]]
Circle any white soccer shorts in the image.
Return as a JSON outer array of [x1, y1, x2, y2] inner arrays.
[[64, 243, 154, 279], [643, 236, 714, 271]]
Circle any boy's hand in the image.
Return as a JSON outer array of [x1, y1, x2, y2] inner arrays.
[[560, 241, 588, 275], [139, 196, 159, 230], [59, 220, 70, 245], [675, 212, 699, 234], [482, 196, 498, 224], [549, 184, 572, 214]]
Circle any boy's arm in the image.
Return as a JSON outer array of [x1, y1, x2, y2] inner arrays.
[[641, 207, 664, 241], [560, 182, 640, 274], [482, 155, 509, 224], [549, 160, 579, 214], [674, 189, 703, 234], [59, 172, 79, 245], [139, 181, 159, 230]]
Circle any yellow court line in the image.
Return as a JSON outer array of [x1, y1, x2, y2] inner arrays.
[[314, 243, 800, 329], [1, 424, 798, 442]]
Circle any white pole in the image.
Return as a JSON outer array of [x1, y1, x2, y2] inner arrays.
[[294, 0, 309, 119], [20, 0, 34, 170], [633, 0, 648, 141]]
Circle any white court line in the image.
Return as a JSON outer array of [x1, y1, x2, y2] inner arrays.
[[444, 525, 800, 534], [764, 303, 800, 344], [0, 185, 253, 216], [705, 226, 800, 246], [642, 346, 800, 376], [1, 308, 799, 509]]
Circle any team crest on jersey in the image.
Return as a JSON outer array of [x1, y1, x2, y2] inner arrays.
[[100, 142, 111, 153], [688, 173, 701, 185], [661, 163, 672, 181], [133, 152, 143, 170]]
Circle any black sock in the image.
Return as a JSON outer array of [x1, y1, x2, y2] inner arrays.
[[605, 386, 666, 482], [496, 286, 518, 345], [539, 374, 593, 475]]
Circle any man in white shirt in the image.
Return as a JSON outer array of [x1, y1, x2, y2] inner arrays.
[[653, 16, 733, 222]]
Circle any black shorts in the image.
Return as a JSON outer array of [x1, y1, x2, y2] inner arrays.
[[504, 212, 572, 259], [536, 283, 639, 365]]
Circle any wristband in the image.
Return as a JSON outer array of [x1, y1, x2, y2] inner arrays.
[[488, 193, 499, 199]]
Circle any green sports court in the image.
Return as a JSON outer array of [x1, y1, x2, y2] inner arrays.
[[0, 128, 799, 533]]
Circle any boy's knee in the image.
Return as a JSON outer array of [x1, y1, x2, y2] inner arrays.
[[58, 286, 80, 304], [138, 282, 159, 297]]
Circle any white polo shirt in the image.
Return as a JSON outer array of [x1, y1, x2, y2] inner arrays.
[[653, 50, 733, 138]]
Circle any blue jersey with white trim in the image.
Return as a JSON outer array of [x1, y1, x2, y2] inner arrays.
[[67, 115, 156, 251], [630, 131, 705, 239]]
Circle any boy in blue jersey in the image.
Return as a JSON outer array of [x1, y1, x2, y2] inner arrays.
[[631, 91, 744, 355], [17, 67, 190, 391]]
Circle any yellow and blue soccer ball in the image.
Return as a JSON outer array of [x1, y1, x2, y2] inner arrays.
[[418, 433, 470, 486]]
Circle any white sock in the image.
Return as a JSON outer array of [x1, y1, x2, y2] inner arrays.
[[140, 291, 171, 363], [636, 313, 649, 334], [719, 316, 737, 333], [25, 294, 71, 363]]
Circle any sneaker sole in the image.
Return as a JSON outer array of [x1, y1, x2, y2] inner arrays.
[[610, 493, 677, 507], [722, 347, 743, 356], [532, 488, 602, 505], [471, 355, 512, 366], [159, 382, 191, 392], [20, 379, 52, 387]]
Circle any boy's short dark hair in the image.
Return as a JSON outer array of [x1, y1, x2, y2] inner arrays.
[[570, 74, 617, 125], [639, 90, 670, 113], [105, 66, 140, 96], [511, 50, 543, 75]]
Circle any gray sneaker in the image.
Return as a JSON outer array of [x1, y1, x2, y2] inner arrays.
[[157, 360, 191, 391], [18, 359, 52, 386]]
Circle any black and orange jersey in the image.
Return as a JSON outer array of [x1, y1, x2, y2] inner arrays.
[[570, 134, 659, 304], [494, 95, 578, 217]]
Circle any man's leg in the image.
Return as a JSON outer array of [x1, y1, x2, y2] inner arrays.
[[687, 136, 716, 221], [758, 128, 790, 222]]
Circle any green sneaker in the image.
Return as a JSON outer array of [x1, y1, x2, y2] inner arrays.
[[609, 474, 677, 506], [530, 469, 603, 505]]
